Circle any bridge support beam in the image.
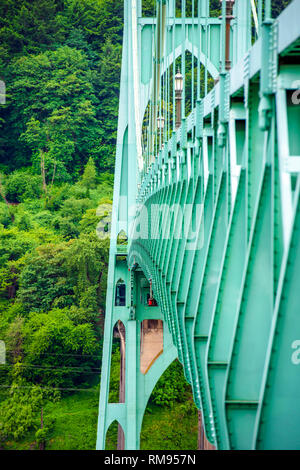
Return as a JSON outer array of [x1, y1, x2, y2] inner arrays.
[[97, 0, 300, 451], [125, 320, 138, 449], [96, 266, 177, 450]]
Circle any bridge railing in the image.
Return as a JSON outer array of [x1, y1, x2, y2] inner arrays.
[[127, 0, 300, 450], [97, 0, 300, 451], [137, 0, 295, 206]]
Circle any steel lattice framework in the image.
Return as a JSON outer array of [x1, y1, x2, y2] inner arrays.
[[97, 0, 300, 450]]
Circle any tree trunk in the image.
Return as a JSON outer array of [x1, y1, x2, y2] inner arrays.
[[40, 151, 47, 197]]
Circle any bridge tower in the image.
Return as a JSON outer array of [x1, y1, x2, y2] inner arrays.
[[96, 0, 178, 450], [97, 0, 300, 450]]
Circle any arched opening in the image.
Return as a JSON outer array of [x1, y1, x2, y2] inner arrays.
[[117, 230, 128, 245], [141, 48, 215, 169], [140, 319, 163, 374], [108, 320, 126, 404], [115, 279, 126, 306], [140, 359, 199, 449], [105, 420, 125, 450]]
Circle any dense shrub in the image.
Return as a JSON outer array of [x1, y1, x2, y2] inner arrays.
[[150, 360, 191, 407], [0, 204, 12, 228], [5, 171, 42, 203]]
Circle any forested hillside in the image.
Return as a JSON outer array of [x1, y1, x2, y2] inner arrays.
[[0, 0, 122, 448], [0, 0, 199, 450], [0, 0, 291, 450]]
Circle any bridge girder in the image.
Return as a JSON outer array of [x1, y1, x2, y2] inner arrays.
[[97, 0, 300, 450]]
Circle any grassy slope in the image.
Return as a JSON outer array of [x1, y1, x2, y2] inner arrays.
[[0, 173, 198, 451], [2, 386, 198, 450], [140, 402, 198, 450], [2, 387, 99, 450]]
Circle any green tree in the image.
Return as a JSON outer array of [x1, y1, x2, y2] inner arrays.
[[6, 46, 102, 176], [95, 39, 122, 171], [0, 225, 60, 266], [22, 308, 99, 389], [64, 232, 109, 310], [81, 157, 97, 197], [0, 363, 43, 440], [5, 316, 25, 363], [3, 169, 42, 203], [150, 360, 190, 407], [0, 0, 64, 60], [79, 208, 100, 234], [17, 242, 75, 312]]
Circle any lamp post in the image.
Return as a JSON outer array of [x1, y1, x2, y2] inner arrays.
[[175, 69, 183, 129], [157, 115, 165, 148], [220, 0, 235, 71]]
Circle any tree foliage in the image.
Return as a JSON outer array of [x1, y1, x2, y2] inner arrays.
[[0, 0, 291, 449], [0, 164, 110, 442], [0, 0, 123, 174], [0, 364, 44, 441], [150, 360, 191, 407], [21, 308, 99, 389]]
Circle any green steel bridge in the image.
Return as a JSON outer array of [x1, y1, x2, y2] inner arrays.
[[96, 0, 300, 450]]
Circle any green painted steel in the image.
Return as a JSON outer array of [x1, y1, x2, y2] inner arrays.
[[97, 0, 300, 450]]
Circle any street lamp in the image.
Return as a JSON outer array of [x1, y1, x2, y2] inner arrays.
[[175, 69, 183, 129], [157, 115, 165, 130], [157, 115, 165, 148], [220, 0, 235, 71]]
